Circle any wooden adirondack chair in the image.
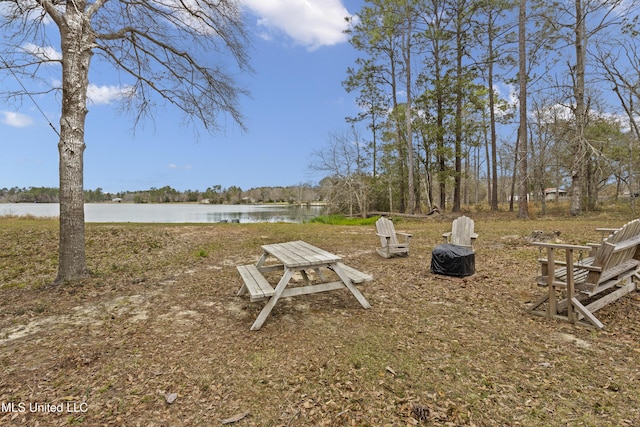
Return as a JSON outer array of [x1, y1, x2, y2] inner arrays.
[[442, 216, 478, 248], [529, 218, 640, 329], [376, 217, 412, 258]]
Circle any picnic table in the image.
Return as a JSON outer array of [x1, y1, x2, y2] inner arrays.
[[237, 240, 372, 330]]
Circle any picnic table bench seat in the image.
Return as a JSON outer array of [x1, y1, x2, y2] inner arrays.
[[330, 262, 373, 284], [237, 264, 275, 302], [237, 262, 372, 303], [530, 219, 640, 329], [536, 257, 595, 287]]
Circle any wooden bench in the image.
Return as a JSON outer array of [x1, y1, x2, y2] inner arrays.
[[536, 256, 594, 287], [330, 262, 373, 284], [237, 262, 372, 303], [530, 219, 640, 329], [236, 264, 274, 302]]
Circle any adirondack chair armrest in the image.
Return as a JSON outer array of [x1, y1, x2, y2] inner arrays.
[[611, 235, 640, 252], [396, 232, 412, 240], [376, 233, 392, 247], [471, 233, 479, 239], [442, 231, 452, 242], [534, 242, 592, 277], [531, 242, 592, 251]]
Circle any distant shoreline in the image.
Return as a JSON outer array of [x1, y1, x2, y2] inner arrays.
[[0, 202, 325, 224]]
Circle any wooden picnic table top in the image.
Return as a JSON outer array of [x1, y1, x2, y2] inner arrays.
[[261, 240, 341, 268]]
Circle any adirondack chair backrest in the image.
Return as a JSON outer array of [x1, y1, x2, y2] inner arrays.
[[586, 218, 640, 285], [376, 217, 398, 247], [450, 216, 475, 247]]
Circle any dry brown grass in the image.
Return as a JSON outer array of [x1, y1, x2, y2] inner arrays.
[[2, 208, 640, 426]]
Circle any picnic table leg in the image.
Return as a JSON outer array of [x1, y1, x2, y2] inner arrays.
[[331, 263, 371, 309], [256, 251, 268, 269], [250, 268, 294, 331], [237, 283, 247, 297]]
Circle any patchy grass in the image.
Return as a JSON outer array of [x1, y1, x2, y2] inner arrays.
[[308, 215, 379, 226], [2, 209, 640, 426]]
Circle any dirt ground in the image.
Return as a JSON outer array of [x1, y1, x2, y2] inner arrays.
[[2, 212, 640, 426]]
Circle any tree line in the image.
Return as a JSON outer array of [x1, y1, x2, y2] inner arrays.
[[311, 0, 640, 218], [0, 185, 321, 205]]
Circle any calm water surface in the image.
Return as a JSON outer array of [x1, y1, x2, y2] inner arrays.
[[0, 203, 325, 223]]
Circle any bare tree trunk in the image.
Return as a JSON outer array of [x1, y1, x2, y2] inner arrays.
[[452, 4, 464, 213], [517, 0, 529, 219], [486, 35, 498, 212], [509, 140, 518, 212], [404, 12, 416, 215], [483, 110, 492, 208], [55, 6, 92, 284], [490, 108, 499, 212]]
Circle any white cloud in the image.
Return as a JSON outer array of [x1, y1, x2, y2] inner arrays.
[[240, 0, 355, 50], [87, 84, 134, 105], [22, 43, 62, 62], [1, 111, 34, 127], [492, 82, 518, 118], [535, 103, 573, 123]]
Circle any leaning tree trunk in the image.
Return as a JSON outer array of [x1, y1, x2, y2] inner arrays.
[[54, 8, 93, 284]]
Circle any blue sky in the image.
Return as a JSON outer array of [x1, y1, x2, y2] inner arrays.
[[1, 0, 364, 193]]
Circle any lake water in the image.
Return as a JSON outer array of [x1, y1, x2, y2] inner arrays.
[[0, 203, 326, 224]]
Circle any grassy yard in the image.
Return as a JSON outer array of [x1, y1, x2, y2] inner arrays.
[[1, 205, 640, 426]]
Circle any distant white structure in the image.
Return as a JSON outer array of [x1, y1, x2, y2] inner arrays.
[[544, 188, 567, 201]]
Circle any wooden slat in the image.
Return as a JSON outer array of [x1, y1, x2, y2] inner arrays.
[[281, 281, 346, 297], [532, 242, 592, 251], [288, 240, 338, 264], [332, 262, 373, 284], [261, 241, 341, 268], [444, 216, 478, 248], [376, 217, 399, 246], [571, 298, 605, 329], [611, 235, 640, 252], [451, 216, 474, 246], [584, 279, 636, 315], [236, 264, 274, 302]]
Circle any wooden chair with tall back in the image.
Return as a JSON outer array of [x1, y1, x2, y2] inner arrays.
[[375, 217, 412, 258]]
